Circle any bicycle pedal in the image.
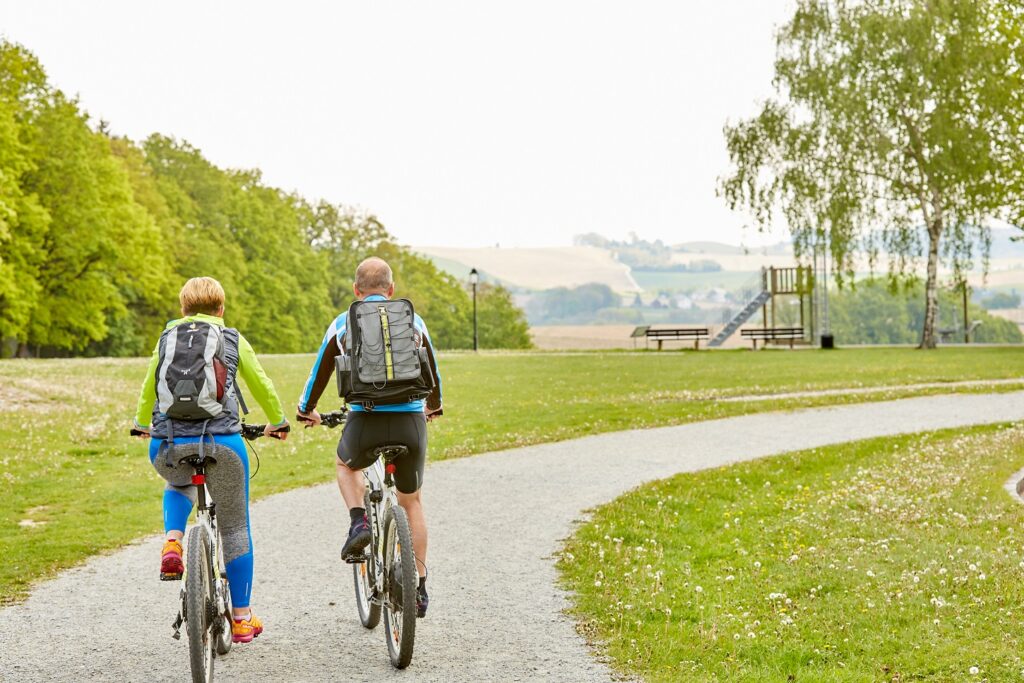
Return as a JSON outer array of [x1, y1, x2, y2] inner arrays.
[[344, 556, 367, 565], [171, 612, 183, 640], [160, 572, 183, 581]]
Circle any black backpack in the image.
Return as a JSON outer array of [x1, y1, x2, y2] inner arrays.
[[335, 298, 434, 408], [156, 321, 229, 420]]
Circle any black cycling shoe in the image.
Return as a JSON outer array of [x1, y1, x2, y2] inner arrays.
[[341, 517, 371, 563], [416, 582, 428, 618]]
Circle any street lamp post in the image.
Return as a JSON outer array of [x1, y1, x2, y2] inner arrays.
[[469, 268, 479, 351]]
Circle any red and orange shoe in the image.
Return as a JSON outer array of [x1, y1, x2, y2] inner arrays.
[[232, 612, 264, 643], [160, 539, 183, 581]]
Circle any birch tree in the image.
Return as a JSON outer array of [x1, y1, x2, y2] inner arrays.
[[720, 0, 1024, 348]]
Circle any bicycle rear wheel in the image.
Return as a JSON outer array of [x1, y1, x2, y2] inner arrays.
[[382, 505, 417, 669], [185, 525, 216, 683], [354, 491, 381, 629]]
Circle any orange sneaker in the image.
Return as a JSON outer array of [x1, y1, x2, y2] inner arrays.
[[160, 539, 183, 581], [232, 612, 264, 643]]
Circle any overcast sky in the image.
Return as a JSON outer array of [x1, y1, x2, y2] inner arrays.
[[0, 1, 796, 248]]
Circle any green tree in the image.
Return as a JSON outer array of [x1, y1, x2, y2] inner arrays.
[[0, 39, 532, 356], [720, 0, 1024, 348], [15, 73, 170, 353], [308, 204, 475, 349], [829, 279, 1023, 344], [475, 283, 532, 349], [0, 45, 48, 350]]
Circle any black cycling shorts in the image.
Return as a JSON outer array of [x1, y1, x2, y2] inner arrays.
[[337, 411, 427, 494]]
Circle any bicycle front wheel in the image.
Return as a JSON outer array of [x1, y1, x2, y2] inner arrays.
[[382, 505, 417, 669], [354, 491, 381, 629], [185, 525, 216, 683]]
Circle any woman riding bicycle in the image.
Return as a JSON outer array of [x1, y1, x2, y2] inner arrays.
[[132, 276, 289, 643]]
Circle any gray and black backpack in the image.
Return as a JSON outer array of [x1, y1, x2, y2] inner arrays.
[[156, 321, 231, 420], [335, 298, 435, 408]]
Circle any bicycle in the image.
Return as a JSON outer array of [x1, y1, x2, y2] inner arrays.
[[320, 408, 419, 669], [131, 423, 288, 683]]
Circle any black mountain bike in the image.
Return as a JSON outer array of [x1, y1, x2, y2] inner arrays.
[[132, 423, 287, 683], [321, 409, 418, 669]]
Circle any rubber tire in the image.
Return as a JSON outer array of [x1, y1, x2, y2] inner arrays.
[[354, 491, 381, 629], [186, 526, 215, 683], [382, 505, 417, 669], [214, 525, 233, 656], [214, 577, 233, 654]]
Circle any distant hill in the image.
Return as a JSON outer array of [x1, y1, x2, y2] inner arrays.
[[991, 228, 1024, 259], [414, 245, 641, 293], [673, 240, 793, 255]]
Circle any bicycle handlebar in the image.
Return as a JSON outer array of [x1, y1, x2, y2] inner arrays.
[[241, 423, 290, 440], [128, 425, 290, 440], [319, 409, 348, 428]]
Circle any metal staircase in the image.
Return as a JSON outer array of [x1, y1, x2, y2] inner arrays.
[[708, 290, 771, 347]]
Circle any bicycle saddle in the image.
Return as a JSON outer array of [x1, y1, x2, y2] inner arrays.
[[373, 445, 409, 460]]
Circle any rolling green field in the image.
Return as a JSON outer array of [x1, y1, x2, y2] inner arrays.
[[632, 269, 759, 293], [2, 348, 1023, 603], [560, 425, 1024, 681]]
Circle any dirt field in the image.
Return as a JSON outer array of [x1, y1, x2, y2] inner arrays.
[[530, 324, 756, 350]]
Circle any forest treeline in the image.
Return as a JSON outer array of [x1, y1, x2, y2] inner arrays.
[[0, 41, 531, 357]]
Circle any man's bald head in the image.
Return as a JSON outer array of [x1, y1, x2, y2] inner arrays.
[[354, 257, 394, 296]]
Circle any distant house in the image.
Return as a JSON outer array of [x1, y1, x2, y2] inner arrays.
[[674, 294, 694, 310], [651, 293, 673, 309]]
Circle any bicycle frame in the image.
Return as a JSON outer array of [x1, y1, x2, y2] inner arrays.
[[172, 459, 230, 641], [362, 456, 399, 607]]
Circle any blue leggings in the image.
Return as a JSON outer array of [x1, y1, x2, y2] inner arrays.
[[149, 434, 254, 609]]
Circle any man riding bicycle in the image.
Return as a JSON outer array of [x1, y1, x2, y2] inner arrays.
[[296, 257, 442, 618], [133, 276, 290, 643]]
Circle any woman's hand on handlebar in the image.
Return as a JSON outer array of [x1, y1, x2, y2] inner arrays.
[[130, 426, 151, 439], [265, 421, 290, 440], [296, 408, 322, 428]]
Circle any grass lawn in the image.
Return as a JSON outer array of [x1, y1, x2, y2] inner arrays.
[[1, 347, 1022, 604], [559, 424, 1024, 681]]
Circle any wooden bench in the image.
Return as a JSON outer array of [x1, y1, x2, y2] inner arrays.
[[740, 327, 805, 349], [642, 327, 711, 350]]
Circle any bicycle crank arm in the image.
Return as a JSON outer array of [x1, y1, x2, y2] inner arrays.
[[171, 610, 183, 640]]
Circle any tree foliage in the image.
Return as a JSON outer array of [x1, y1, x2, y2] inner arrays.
[[720, 0, 1024, 348], [0, 40, 530, 355], [829, 279, 1023, 344]]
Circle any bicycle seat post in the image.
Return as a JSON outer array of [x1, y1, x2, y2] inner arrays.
[[191, 459, 207, 512]]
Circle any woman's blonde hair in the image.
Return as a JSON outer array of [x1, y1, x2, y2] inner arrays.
[[179, 277, 226, 316]]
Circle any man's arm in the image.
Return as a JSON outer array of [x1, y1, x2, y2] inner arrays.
[[298, 316, 344, 414], [133, 338, 161, 430], [236, 334, 287, 426], [415, 315, 443, 414]]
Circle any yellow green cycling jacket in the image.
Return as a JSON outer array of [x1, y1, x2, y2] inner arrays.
[[134, 313, 286, 437]]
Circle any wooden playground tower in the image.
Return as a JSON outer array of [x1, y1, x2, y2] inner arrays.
[[759, 266, 815, 341]]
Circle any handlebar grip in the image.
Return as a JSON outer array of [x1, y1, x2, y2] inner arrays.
[[267, 424, 291, 439]]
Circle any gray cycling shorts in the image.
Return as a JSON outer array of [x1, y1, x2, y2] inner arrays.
[[337, 411, 427, 494]]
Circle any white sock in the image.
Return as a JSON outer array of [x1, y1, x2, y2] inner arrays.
[[233, 611, 252, 622]]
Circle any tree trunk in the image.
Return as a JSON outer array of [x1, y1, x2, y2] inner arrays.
[[920, 223, 941, 349]]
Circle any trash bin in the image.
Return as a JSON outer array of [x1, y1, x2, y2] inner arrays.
[[820, 334, 835, 349]]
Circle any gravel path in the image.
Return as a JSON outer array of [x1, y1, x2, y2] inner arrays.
[[3, 392, 1024, 683]]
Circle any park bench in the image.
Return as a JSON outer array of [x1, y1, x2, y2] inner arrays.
[[740, 327, 806, 349], [634, 327, 711, 350]]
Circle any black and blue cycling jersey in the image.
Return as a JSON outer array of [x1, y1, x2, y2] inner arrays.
[[298, 294, 443, 414]]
